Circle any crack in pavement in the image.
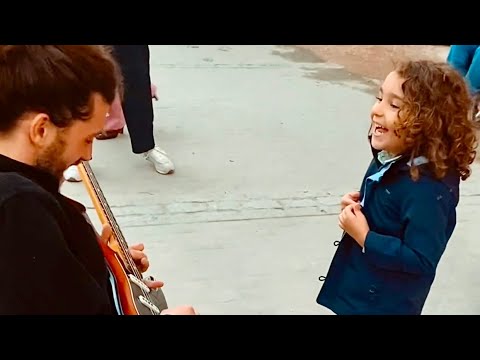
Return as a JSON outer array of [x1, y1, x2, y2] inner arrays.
[[85, 191, 480, 228], [120, 212, 338, 228], [85, 194, 342, 227]]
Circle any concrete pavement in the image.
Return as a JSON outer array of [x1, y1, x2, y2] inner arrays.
[[61, 45, 480, 315]]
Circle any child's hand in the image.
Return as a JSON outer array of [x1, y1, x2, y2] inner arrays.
[[341, 191, 361, 210], [339, 203, 369, 247]]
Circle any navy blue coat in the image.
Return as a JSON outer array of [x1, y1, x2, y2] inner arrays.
[[316, 149, 460, 315]]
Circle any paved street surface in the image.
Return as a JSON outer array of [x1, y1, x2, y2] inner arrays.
[[62, 45, 480, 315]]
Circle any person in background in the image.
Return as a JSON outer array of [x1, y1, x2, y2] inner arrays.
[[63, 45, 174, 182], [446, 45, 480, 120]]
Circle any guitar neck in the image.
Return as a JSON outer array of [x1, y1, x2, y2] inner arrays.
[[77, 161, 141, 277]]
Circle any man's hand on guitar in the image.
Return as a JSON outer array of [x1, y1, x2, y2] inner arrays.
[[100, 224, 164, 290], [129, 243, 165, 289], [128, 242, 150, 272]]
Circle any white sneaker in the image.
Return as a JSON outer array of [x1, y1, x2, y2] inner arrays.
[[64, 165, 82, 182], [143, 146, 175, 174]]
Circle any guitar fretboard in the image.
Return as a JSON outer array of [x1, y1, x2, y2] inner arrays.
[[80, 161, 144, 280]]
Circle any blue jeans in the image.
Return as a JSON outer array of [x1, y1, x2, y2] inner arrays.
[[447, 45, 480, 95]]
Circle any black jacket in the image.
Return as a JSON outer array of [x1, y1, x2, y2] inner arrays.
[[0, 154, 116, 314]]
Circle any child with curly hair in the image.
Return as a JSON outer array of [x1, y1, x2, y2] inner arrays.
[[316, 60, 478, 315]]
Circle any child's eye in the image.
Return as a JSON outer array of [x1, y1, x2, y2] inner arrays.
[[391, 103, 400, 109], [376, 96, 382, 102]]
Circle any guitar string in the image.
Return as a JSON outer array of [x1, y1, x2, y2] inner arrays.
[[85, 162, 142, 277], [84, 162, 157, 314], [83, 162, 158, 314]]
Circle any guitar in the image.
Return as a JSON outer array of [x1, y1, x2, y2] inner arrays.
[[77, 161, 168, 315]]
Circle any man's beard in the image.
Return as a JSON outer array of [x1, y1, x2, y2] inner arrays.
[[35, 134, 70, 181]]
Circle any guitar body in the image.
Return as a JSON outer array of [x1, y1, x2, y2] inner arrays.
[[100, 238, 168, 315], [77, 162, 168, 315]]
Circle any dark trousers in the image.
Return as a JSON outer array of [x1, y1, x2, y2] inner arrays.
[[111, 45, 155, 154]]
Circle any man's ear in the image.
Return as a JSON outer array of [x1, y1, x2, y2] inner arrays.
[[29, 113, 54, 146]]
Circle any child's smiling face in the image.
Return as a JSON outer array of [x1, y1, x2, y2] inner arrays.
[[370, 70, 407, 156]]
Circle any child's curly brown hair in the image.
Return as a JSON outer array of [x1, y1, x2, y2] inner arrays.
[[394, 60, 478, 181]]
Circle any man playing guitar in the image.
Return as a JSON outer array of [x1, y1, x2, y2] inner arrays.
[[0, 45, 196, 315]]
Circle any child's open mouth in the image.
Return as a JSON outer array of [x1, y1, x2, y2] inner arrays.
[[374, 124, 389, 135]]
